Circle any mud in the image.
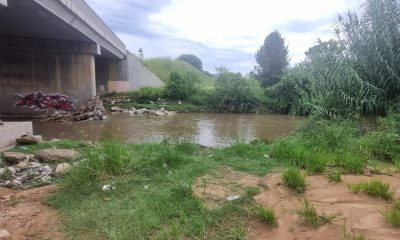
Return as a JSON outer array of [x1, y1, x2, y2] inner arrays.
[[0, 185, 64, 240]]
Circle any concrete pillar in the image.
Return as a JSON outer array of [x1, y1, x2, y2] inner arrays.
[[0, 36, 99, 115]]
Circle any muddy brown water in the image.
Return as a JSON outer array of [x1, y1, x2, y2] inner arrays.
[[32, 113, 305, 147]]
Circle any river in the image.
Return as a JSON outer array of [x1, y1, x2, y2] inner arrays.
[[33, 113, 305, 147]]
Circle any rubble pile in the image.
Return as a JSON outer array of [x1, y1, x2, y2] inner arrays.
[[0, 146, 79, 189], [110, 106, 176, 116], [41, 96, 108, 121]]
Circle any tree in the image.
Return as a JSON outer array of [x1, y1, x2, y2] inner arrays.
[[176, 54, 203, 71], [254, 31, 289, 87]]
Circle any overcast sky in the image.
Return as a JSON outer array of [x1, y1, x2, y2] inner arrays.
[[86, 0, 364, 74]]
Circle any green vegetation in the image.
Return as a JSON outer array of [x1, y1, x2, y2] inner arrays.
[[253, 30, 289, 87], [176, 54, 203, 71], [328, 171, 342, 183], [266, 0, 400, 116], [343, 223, 366, 240], [30, 140, 284, 240], [282, 168, 306, 193], [382, 201, 400, 227], [297, 199, 341, 228], [348, 180, 395, 200], [252, 205, 278, 227]]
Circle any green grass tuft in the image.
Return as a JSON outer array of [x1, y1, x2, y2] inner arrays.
[[297, 199, 341, 228], [382, 201, 400, 227], [348, 179, 395, 200], [328, 171, 342, 183], [252, 205, 278, 227], [282, 168, 306, 193]]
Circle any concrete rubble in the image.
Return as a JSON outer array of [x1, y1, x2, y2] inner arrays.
[[0, 148, 78, 189], [110, 106, 176, 116]]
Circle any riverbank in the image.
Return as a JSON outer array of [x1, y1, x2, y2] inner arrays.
[[1, 116, 400, 239]]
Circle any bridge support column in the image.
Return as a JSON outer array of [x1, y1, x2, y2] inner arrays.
[[0, 36, 99, 116]]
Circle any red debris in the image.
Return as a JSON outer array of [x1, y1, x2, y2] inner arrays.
[[14, 92, 76, 111]]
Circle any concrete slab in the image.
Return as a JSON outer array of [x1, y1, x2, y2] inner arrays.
[[0, 122, 32, 150]]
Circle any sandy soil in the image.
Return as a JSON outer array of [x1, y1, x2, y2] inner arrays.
[[193, 167, 400, 240], [0, 185, 64, 240]]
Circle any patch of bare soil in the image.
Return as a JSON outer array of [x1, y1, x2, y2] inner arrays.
[[193, 167, 400, 239], [0, 185, 64, 240], [193, 166, 263, 209]]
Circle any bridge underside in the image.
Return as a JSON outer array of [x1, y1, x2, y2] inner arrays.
[[0, 0, 128, 116]]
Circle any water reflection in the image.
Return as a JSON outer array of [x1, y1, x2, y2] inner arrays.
[[33, 113, 305, 147]]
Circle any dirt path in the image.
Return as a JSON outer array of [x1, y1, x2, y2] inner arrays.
[[0, 185, 64, 240], [193, 167, 400, 240]]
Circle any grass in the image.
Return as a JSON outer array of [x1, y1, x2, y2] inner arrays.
[[282, 168, 306, 193], [343, 223, 365, 240], [382, 201, 400, 227], [348, 179, 395, 200], [328, 171, 342, 183], [142, 57, 215, 90], [38, 140, 285, 240], [252, 205, 278, 227], [297, 199, 341, 228]]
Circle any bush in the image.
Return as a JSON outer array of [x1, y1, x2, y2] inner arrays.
[[282, 168, 306, 193], [165, 72, 198, 100], [265, 65, 312, 115], [213, 68, 264, 112]]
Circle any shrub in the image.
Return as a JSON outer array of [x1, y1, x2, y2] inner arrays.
[[282, 168, 306, 193], [348, 180, 394, 200], [165, 72, 198, 100], [213, 68, 264, 113]]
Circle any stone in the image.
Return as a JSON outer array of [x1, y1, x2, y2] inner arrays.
[[0, 119, 3, 126], [0, 229, 10, 238], [0, 168, 4, 175], [35, 149, 79, 163], [16, 160, 29, 169], [28, 162, 42, 168], [110, 106, 121, 112], [226, 195, 240, 201], [11, 179, 22, 186], [55, 163, 72, 175], [38, 166, 52, 175], [7, 167, 16, 175], [16, 135, 43, 145], [49, 138, 61, 142], [3, 152, 27, 164]]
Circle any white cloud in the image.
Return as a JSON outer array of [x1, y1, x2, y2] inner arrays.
[[148, 0, 363, 67], [87, 0, 364, 73]]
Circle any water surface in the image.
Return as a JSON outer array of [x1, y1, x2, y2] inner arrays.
[[33, 113, 304, 147]]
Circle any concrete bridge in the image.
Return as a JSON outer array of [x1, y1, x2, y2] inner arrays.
[[0, 0, 163, 115]]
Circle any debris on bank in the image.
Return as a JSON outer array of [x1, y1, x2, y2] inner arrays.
[[0, 144, 79, 189], [110, 106, 176, 116], [40, 96, 108, 121]]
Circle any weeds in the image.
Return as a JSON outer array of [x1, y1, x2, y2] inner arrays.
[[252, 205, 278, 227], [328, 171, 342, 183], [343, 222, 365, 240], [282, 168, 306, 193], [382, 201, 400, 227], [297, 199, 341, 228], [348, 180, 395, 200]]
